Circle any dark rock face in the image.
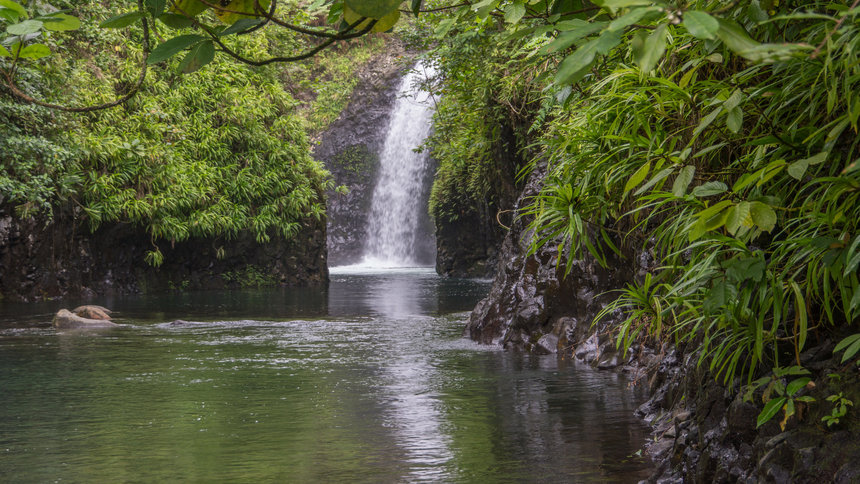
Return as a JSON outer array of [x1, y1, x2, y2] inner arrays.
[[434, 120, 522, 278], [465, 159, 860, 482], [314, 40, 413, 266], [465, 161, 640, 352], [0, 204, 327, 301]]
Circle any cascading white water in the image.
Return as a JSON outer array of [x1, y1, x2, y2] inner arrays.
[[360, 62, 437, 268]]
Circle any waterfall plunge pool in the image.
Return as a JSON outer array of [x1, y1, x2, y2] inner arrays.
[[0, 270, 653, 482]]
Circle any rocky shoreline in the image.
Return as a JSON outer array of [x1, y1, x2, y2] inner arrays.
[[463, 162, 860, 483]]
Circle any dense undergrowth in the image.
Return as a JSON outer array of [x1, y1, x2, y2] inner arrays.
[[423, 0, 859, 429], [1, 0, 385, 264]]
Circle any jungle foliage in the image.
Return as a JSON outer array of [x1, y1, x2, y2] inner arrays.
[[1, 0, 385, 265], [421, 0, 860, 428]]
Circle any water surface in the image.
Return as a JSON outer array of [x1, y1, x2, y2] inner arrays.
[[0, 270, 652, 482]]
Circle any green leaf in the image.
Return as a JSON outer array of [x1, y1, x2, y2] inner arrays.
[[41, 13, 79, 31], [692, 181, 728, 197], [146, 0, 167, 18], [16, 43, 50, 59], [635, 167, 673, 195], [757, 396, 787, 428], [594, 0, 652, 15], [158, 12, 194, 29], [632, 23, 667, 73], [7, 19, 43, 35], [504, 2, 526, 24], [219, 17, 262, 36], [170, 0, 209, 17], [787, 159, 809, 180], [726, 107, 743, 133], [694, 107, 721, 137], [786, 377, 811, 396], [100, 12, 143, 29], [412, 0, 422, 17], [0, 8, 18, 23], [749, 201, 776, 232], [147, 34, 206, 64], [595, 29, 622, 55], [555, 39, 599, 84], [805, 152, 828, 166], [545, 21, 607, 54], [371, 9, 399, 32], [672, 165, 695, 197], [683, 10, 719, 40], [725, 201, 749, 235], [624, 161, 651, 193], [715, 18, 760, 59], [835, 334, 860, 362], [0, 44, 10, 57], [178, 39, 214, 73], [0, 0, 27, 20], [345, 0, 401, 19], [607, 6, 658, 32]]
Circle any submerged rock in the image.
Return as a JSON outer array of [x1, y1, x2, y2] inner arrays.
[[53, 308, 119, 329]]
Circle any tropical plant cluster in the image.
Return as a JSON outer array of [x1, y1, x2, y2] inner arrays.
[[1, 0, 384, 265], [419, 0, 860, 429]]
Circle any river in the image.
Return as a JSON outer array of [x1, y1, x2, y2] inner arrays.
[[0, 268, 652, 482]]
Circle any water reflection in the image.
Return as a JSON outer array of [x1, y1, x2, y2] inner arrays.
[[0, 272, 652, 482]]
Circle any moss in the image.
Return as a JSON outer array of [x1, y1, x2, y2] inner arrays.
[[221, 265, 279, 288]]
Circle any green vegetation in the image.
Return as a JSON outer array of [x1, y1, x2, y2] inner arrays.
[[1, 0, 387, 267], [421, 0, 860, 430]]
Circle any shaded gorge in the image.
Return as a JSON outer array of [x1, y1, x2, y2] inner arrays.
[[0, 270, 652, 482]]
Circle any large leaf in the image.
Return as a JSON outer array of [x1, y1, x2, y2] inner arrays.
[[345, 0, 401, 19], [16, 43, 50, 59], [178, 39, 214, 73], [692, 181, 728, 197], [7, 19, 43, 36], [544, 20, 606, 53], [100, 12, 143, 29], [632, 23, 668, 73], [672, 165, 695, 197], [834, 333, 860, 363], [554, 38, 600, 84], [147, 34, 206, 64], [215, 0, 270, 24], [0, 7, 20, 23], [683, 10, 718, 40], [170, 0, 209, 17], [607, 6, 658, 32], [146, 0, 167, 18], [624, 161, 651, 193], [41, 13, 80, 31], [715, 18, 760, 59], [158, 12, 194, 29], [749, 201, 776, 232], [0, 0, 27, 20], [219, 17, 261, 36], [594, 0, 652, 15], [757, 397, 787, 428], [504, 1, 526, 24]]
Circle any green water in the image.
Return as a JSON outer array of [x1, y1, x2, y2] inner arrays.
[[0, 269, 652, 482]]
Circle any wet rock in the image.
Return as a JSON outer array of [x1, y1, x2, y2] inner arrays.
[[535, 333, 558, 354], [72, 305, 112, 320], [53, 309, 119, 329]]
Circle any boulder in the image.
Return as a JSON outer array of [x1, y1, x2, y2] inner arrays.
[[53, 308, 119, 329], [71, 305, 112, 320]]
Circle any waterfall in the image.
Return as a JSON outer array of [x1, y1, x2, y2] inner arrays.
[[359, 62, 437, 268]]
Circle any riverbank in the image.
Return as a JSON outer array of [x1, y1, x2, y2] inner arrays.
[[462, 162, 860, 482]]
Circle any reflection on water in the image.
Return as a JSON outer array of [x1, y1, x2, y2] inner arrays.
[[0, 270, 652, 482]]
